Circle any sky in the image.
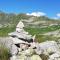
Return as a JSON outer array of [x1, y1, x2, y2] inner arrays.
[[0, 0, 60, 18]]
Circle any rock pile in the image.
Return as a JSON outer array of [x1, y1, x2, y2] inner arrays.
[[8, 21, 60, 60]]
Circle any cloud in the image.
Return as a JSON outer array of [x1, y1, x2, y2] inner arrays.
[[56, 13, 60, 17], [26, 12, 46, 17], [52, 13, 60, 19]]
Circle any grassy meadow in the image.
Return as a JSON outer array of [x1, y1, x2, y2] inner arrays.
[[0, 25, 60, 42]]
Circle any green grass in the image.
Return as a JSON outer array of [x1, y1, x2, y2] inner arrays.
[[35, 35, 58, 43], [0, 25, 60, 37], [0, 27, 15, 36], [25, 25, 60, 35], [0, 45, 11, 60], [0, 25, 60, 42]]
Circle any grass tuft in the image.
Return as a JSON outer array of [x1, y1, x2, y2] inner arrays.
[[0, 45, 11, 60]]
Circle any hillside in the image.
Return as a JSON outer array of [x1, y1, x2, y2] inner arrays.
[[0, 12, 60, 42], [0, 11, 60, 28]]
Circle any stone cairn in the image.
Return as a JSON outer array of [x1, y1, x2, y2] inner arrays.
[[9, 21, 60, 60]]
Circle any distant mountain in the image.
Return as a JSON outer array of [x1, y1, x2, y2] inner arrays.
[[0, 11, 60, 28]]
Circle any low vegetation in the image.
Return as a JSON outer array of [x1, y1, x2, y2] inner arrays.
[[0, 27, 15, 36], [0, 25, 60, 42], [0, 25, 60, 37], [0, 45, 11, 60], [25, 25, 60, 35]]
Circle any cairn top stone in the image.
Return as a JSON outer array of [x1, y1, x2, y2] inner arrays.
[[16, 21, 25, 32], [16, 21, 24, 28]]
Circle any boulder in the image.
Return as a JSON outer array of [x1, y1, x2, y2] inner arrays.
[[48, 52, 60, 60], [10, 44, 18, 55], [38, 41, 60, 55]]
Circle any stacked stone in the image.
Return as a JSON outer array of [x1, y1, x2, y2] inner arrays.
[[9, 21, 42, 60]]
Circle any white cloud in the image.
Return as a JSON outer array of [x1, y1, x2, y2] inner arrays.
[[26, 12, 46, 17], [56, 13, 60, 17], [52, 13, 60, 19]]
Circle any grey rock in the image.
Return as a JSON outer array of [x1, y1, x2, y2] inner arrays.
[[48, 52, 60, 60], [39, 41, 60, 55], [10, 44, 18, 55]]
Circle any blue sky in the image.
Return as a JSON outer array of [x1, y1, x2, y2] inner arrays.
[[0, 0, 60, 18]]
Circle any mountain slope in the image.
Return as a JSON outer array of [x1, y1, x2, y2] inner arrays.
[[0, 11, 60, 42]]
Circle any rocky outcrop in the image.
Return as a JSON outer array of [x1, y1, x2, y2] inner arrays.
[[36, 41, 60, 60]]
